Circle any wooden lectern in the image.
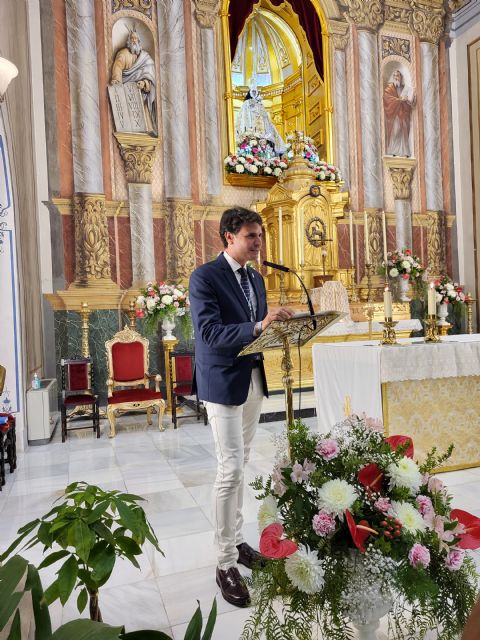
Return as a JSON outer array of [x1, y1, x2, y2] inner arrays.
[[238, 311, 344, 458]]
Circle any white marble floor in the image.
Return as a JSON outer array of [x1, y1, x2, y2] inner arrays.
[[1, 403, 480, 639]]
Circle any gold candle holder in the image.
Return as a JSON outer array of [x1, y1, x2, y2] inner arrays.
[[79, 301, 91, 357], [365, 262, 373, 303], [466, 294, 475, 334], [128, 298, 137, 329], [424, 315, 441, 343], [350, 265, 358, 302], [279, 270, 288, 306], [379, 318, 398, 345], [299, 263, 307, 304]]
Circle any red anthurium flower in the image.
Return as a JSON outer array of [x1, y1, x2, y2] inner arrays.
[[450, 509, 480, 550], [259, 523, 298, 559], [358, 463, 384, 492], [385, 435, 414, 459], [346, 510, 377, 554]]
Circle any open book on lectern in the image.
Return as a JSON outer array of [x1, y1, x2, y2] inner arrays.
[[238, 311, 346, 356]]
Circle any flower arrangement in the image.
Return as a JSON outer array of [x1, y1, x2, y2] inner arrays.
[[223, 131, 341, 182], [243, 417, 478, 640], [136, 282, 189, 335], [382, 248, 424, 281], [433, 274, 467, 305]]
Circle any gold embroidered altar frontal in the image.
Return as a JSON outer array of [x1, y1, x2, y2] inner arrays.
[[382, 375, 480, 472]]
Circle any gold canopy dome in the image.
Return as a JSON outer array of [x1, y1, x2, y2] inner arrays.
[[231, 8, 302, 87]]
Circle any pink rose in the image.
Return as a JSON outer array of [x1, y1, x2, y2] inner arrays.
[[316, 438, 340, 461], [374, 496, 391, 514], [402, 273, 410, 280], [445, 548, 465, 571], [312, 510, 336, 537], [416, 495, 434, 517], [427, 476, 445, 494], [408, 543, 431, 568]]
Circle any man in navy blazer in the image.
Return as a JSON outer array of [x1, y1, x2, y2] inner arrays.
[[189, 207, 293, 607]]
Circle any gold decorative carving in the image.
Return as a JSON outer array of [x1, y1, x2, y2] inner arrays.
[[166, 201, 196, 285], [328, 21, 350, 50], [426, 210, 446, 276], [384, 158, 416, 199], [382, 35, 411, 60], [111, 0, 152, 18], [409, 2, 445, 44], [344, 0, 384, 31], [448, 0, 467, 11], [113, 132, 159, 184], [73, 193, 111, 284], [194, 0, 221, 27], [385, 5, 412, 23]]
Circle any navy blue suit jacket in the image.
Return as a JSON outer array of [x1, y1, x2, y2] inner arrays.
[[189, 253, 268, 405]]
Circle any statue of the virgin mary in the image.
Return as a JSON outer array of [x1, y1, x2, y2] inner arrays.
[[235, 84, 287, 155]]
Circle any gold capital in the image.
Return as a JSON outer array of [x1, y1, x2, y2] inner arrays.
[[193, 0, 221, 27], [409, 1, 445, 44], [344, 0, 384, 31], [114, 132, 159, 184], [328, 20, 350, 50], [385, 158, 416, 200]]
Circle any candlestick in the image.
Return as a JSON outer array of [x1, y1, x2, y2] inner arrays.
[[383, 286, 393, 319], [427, 283, 436, 316], [382, 210, 388, 265], [380, 319, 398, 345], [299, 209, 304, 265], [364, 211, 370, 263], [466, 293, 475, 334], [349, 209, 354, 266], [278, 207, 283, 264], [424, 315, 441, 343]]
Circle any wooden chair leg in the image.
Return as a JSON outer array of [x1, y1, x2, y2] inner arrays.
[[61, 406, 67, 443], [172, 394, 177, 429], [95, 401, 100, 438], [107, 405, 116, 438], [157, 399, 165, 432], [0, 432, 5, 487]]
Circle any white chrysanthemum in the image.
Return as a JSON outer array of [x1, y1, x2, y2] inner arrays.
[[389, 268, 399, 277], [146, 297, 156, 311], [317, 479, 357, 517], [257, 495, 280, 532], [387, 457, 422, 494], [391, 501, 426, 534], [161, 294, 173, 305], [235, 164, 245, 173], [285, 545, 325, 594]]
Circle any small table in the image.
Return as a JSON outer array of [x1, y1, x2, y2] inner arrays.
[[312, 335, 480, 471]]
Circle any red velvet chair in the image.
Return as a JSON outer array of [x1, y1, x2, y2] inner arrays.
[[0, 365, 16, 490], [169, 350, 207, 429], [60, 357, 100, 442], [105, 326, 165, 437]]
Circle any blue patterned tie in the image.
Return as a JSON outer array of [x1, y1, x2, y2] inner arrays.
[[238, 267, 254, 320]]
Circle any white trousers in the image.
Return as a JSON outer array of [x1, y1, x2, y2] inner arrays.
[[204, 368, 264, 570]]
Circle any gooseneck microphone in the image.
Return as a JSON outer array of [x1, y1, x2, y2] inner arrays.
[[263, 260, 316, 327]]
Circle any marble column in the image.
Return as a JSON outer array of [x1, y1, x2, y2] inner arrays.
[[157, 1, 191, 198], [410, 3, 445, 211], [344, 1, 384, 208], [201, 27, 221, 197], [329, 22, 350, 189], [65, 0, 111, 284], [384, 158, 416, 250], [114, 133, 159, 285]]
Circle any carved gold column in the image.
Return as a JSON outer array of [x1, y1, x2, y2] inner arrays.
[[163, 336, 178, 414], [79, 302, 91, 357], [114, 132, 159, 286], [384, 157, 416, 251], [166, 200, 196, 285], [426, 210, 446, 278], [74, 193, 111, 286]]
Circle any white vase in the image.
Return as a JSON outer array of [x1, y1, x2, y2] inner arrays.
[[161, 315, 176, 340], [437, 301, 449, 326], [342, 552, 394, 640], [398, 277, 410, 302]]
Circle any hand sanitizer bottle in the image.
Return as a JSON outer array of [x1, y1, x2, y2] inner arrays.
[[32, 373, 40, 390]]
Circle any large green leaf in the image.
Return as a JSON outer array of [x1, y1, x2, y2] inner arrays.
[[6, 609, 21, 640], [0, 556, 29, 631], [0, 592, 23, 632], [200, 599, 217, 640], [183, 602, 202, 640], [57, 556, 78, 605], [77, 587, 88, 614], [115, 536, 142, 559], [37, 550, 70, 570], [86, 500, 110, 525], [114, 500, 141, 534], [0, 522, 38, 561], [88, 542, 116, 583], [50, 619, 124, 640], [123, 632, 172, 639], [25, 563, 52, 640], [70, 520, 94, 562]]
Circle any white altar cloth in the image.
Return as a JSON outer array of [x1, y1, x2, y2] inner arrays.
[[312, 334, 480, 434], [320, 318, 421, 337]]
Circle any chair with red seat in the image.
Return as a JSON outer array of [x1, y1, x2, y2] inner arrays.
[[0, 364, 17, 489], [60, 356, 100, 442], [169, 350, 207, 429], [105, 325, 165, 437]]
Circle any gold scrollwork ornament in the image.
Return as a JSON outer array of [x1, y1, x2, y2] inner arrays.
[[344, 0, 384, 31], [409, 2, 445, 44], [388, 167, 415, 200], [167, 202, 196, 284], [194, 0, 221, 27], [74, 194, 111, 284]]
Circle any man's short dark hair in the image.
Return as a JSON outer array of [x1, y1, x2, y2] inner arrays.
[[219, 207, 263, 248]]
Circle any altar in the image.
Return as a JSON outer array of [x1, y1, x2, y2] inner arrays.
[[312, 335, 480, 471]]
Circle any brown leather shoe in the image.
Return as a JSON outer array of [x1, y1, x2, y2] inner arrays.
[[216, 567, 251, 607], [236, 542, 267, 569]]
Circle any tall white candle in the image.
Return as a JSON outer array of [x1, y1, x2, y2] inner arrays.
[[384, 286, 393, 319], [349, 210, 354, 266], [299, 209, 304, 265], [278, 207, 283, 264], [428, 282, 436, 315], [382, 210, 388, 265], [364, 211, 370, 263]]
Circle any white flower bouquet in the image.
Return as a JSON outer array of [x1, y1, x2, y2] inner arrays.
[[136, 281, 189, 334], [433, 274, 467, 305], [243, 417, 478, 640]]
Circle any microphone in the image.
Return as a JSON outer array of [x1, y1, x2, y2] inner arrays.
[[262, 260, 316, 327]]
